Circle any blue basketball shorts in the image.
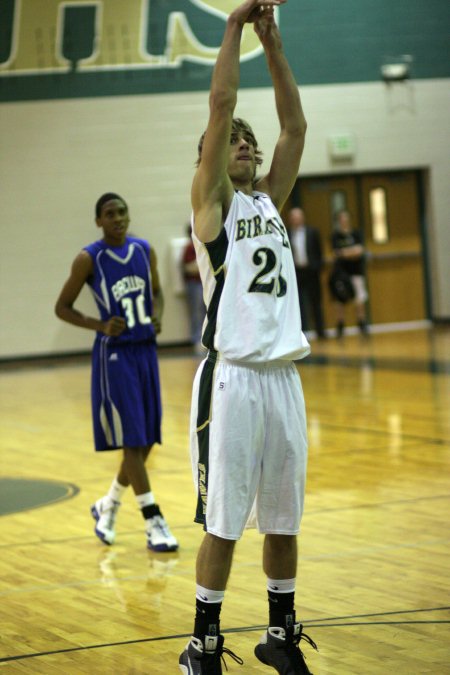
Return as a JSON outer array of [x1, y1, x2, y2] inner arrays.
[[91, 338, 162, 451]]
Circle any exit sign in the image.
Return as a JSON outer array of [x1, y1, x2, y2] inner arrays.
[[328, 133, 356, 159]]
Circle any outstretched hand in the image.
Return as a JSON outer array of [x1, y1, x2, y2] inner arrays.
[[254, 10, 282, 48], [230, 0, 286, 26]]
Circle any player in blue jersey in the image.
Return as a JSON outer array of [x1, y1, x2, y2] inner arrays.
[[55, 193, 178, 553], [179, 1, 317, 674]]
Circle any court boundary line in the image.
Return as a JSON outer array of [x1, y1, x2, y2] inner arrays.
[[1, 606, 449, 663]]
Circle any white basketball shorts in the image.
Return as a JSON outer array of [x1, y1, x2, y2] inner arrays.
[[190, 353, 308, 540]]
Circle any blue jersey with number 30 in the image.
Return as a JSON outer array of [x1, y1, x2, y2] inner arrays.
[[84, 236, 156, 345]]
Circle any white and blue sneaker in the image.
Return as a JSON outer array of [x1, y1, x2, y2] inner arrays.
[[91, 496, 120, 545], [146, 514, 179, 552]]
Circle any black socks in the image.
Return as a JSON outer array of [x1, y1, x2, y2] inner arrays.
[[194, 598, 222, 640], [141, 503, 161, 520], [268, 589, 296, 630]]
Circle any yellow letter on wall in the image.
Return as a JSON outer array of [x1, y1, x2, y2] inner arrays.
[[167, 0, 264, 64], [1, 0, 270, 75], [0, 0, 162, 75]]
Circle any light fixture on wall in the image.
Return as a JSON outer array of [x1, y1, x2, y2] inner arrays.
[[381, 55, 413, 83]]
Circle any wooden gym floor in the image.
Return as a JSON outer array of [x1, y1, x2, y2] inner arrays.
[[1, 326, 449, 674]]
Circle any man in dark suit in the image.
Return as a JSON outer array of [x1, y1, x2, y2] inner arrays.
[[288, 207, 327, 339]]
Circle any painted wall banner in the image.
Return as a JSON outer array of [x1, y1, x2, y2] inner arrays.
[[1, 0, 449, 102], [0, 0, 263, 74], [0, 0, 267, 101]]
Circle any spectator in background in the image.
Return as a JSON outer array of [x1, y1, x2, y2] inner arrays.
[[331, 208, 369, 337], [288, 207, 326, 339], [182, 224, 206, 354]]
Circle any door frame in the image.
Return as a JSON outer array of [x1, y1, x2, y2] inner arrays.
[[293, 168, 432, 321]]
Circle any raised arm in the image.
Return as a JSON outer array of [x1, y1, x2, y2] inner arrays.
[[192, 0, 285, 242], [255, 11, 307, 210]]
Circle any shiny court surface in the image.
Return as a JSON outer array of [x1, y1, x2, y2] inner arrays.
[[1, 327, 449, 674]]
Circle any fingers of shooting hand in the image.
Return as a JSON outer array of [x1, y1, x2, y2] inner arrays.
[[233, 0, 280, 25], [257, 0, 286, 9], [246, 0, 284, 25], [255, 1, 273, 18]]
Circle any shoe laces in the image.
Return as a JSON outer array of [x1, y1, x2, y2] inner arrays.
[[102, 500, 119, 527], [288, 625, 318, 668], [150, 515, 171, 538], [294, 627, 318, 652], [200, 638, 243, 672], [219, 646, 243, 671]]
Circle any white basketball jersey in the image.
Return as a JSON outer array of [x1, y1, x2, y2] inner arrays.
[[192, 190, 310, 362]]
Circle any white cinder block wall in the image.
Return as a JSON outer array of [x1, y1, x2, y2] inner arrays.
[[0, 78, 449, 358]]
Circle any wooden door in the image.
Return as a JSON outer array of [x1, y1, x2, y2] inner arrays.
[[360, 171, 426, 324], [290, 170, 426, 330]]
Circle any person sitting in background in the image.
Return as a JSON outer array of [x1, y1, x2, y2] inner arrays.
[[331, 208, 369, 337]]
